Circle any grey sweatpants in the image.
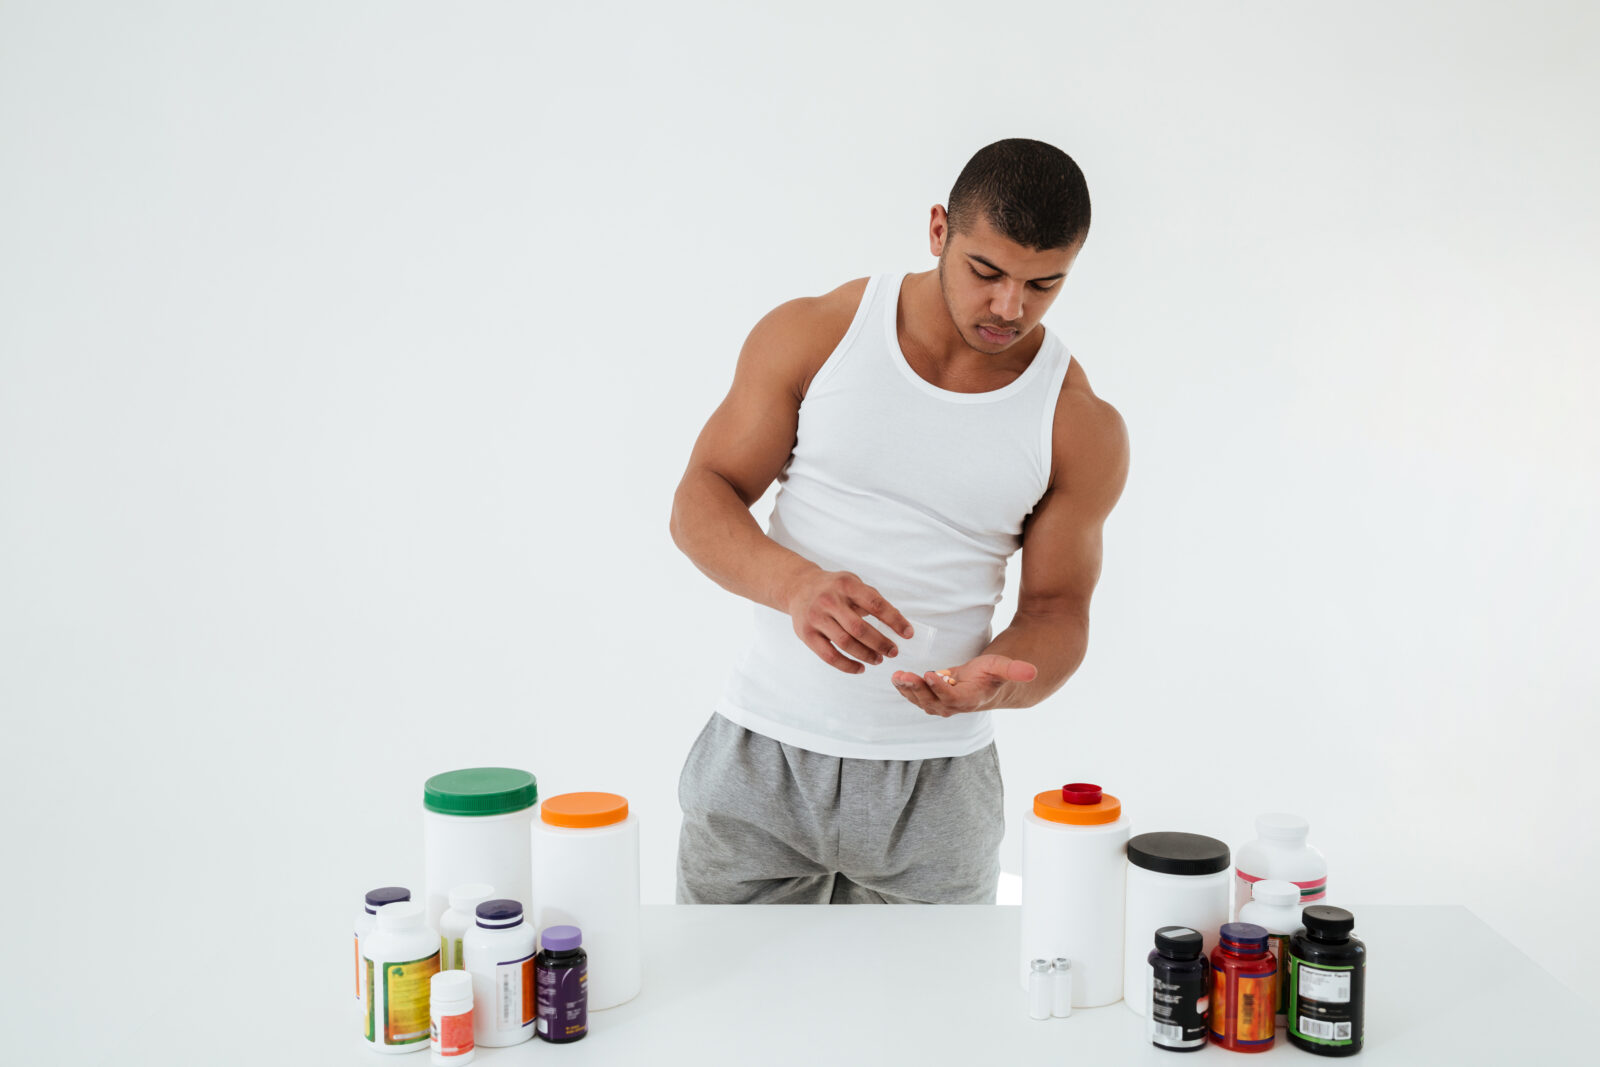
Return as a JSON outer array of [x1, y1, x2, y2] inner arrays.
[[675, 712, 1005, 904]]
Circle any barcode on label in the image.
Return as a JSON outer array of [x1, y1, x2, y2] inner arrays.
[[1300, 1016, 1336, 1040], [1153, 1022, 1184, 1043]]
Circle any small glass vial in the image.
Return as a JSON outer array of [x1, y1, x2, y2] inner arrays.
[[1051, 958, 1073, 1018], [429, 969, 475, 1064], [438, 884, 495, 970], [1287, 905, 1366, 1057], [1148, 926, 1208, 1052], [1027, 959, 1052, 1020], [1209, 922, 1275, 1052], [535, 925, 588, 1043]]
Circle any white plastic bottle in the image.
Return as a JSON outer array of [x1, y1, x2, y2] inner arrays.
[[363, 900, 441, 1053], [461, 899, 537, 1048], [1018, 783, 1128, 1006], [423, 768, 539, 930], [356, 888, 412, 1023], [438, 884, 495, 971], [1122, 832, 1231, 1017], [1238, 878, 1306, 1029], [531, 791, 642, 1010], [429, 969, 475, 1064], [1233, 813, 1327, 919]]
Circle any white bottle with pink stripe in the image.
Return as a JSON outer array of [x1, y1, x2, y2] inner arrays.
[[1232, 813, 1327, 920]]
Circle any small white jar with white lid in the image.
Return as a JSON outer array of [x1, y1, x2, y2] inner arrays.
[[363, 900, 442, 1053], [422, 768, 538, 931], [1122, 832, 1231, 1017], [1233, 812, 1327, 919], [438, 884, 495, 971], [462, 899, 537, 1048], [429, 969, 475, 1064], [532, 791, 641, 1010], [1238, 878, 1306, 1029]]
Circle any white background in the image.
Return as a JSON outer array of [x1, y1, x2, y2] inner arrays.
[[2, 1, 1596, 1058]]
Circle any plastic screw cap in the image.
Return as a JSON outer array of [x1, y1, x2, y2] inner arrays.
[[1154, 926, 1204, 960], [542, 925, 583, 952], [1062, 783, 1103, 805], [476, 899, 524, 926], [1252, 879, 1301, 908], [448, 883, 496, 911], [1302, 905, 1356, 939], [365, 886, 411, 912], [1256, 812, 1310, 840], [375, 900, 424, 930], [431, 970, 473, 1000]]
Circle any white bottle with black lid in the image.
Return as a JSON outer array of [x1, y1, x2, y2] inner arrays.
[[1122, 832, 1231, 1017], [461, 899, 536, 1048]]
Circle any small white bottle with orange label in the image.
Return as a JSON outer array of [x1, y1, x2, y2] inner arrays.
[[462, 899, 536, 1048], [429, 970, 475, 1064]]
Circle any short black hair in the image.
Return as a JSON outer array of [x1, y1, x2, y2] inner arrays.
[[946, 139, 1090, 251]]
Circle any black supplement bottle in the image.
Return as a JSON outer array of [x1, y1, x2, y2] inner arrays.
[[1149, 926, 1209, 1052], [1287, 905, 1365, 1056], [535, 924, 589, 1043]]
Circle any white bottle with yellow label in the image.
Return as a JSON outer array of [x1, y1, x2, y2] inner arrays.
[[438, 884, 495, 971], [363, 900, 441, 1053]]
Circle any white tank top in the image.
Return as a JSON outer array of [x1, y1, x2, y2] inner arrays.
[[716, 273, 1072, 759]]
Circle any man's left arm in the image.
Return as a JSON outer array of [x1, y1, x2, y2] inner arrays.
[[892, 388, 1130, 716]]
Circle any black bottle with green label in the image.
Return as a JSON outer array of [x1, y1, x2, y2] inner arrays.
[[1287, 905, 1366, 1056]]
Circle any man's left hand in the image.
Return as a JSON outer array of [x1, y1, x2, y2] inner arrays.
[[890, 655, 1039, 717]]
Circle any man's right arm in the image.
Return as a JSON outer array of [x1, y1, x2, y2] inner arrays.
[[669, 286, 913, 673]]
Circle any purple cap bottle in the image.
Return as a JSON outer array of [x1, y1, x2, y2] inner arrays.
[[535, 925, 587, 1043]]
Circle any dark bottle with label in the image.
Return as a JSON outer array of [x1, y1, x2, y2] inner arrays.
[[1148, 926, 1208, 1052], [535, 924, 589, 1043], [1288, 905, 1365, 1057]]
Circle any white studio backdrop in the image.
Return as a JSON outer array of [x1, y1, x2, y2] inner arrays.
[[2, 1, 1596, 1059]]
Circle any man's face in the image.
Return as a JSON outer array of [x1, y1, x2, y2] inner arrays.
[[931, 206, 1083, 355]]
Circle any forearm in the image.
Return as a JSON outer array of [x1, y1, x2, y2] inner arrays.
[[669, 469, 820, 613], [978, 609, 1089, 710]]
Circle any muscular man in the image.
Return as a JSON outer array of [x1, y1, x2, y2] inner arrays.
[[669, 139, 1129, 905]]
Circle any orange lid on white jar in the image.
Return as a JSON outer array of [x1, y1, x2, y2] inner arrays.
[[540, 792, 629, 828]]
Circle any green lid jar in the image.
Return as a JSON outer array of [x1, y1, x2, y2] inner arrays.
[[424, 767, 539, 816], [422, 767, 538, 929]]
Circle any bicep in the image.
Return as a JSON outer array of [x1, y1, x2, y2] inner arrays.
[[1016, 406, 1130, 617], [680, 301, 821, 506]]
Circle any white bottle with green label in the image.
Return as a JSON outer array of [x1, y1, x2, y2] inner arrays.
[[364, 900, 442, 1053], [439, 884, 495, 971]]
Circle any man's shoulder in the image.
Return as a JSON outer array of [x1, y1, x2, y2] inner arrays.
[[1048, 356, 1129, 491], [746, 277, 872, 393]]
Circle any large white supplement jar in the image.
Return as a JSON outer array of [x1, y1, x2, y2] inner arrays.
[[532, 791, 641, 1010], [1122, 832, 1231, 1017], [423, 768, 538, 930], [1232, 812, 1327, 919], [1018, 783, 1128, 1006]]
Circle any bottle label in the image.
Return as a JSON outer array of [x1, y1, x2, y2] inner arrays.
[[1289, 957, 1360, 1047], [536, 958, 589, 1042], [381, 952, 441, 1046], [355, 934, 362, 999], [1150, 969, 1208, 1049], [431, 1009, 475, 1058], [453, 937, 464, 970], [494, 953, 536, 1032], [1211, 966, 1275, 1045], [364, 958, 375, 1042], [1266, 933, 1289, 1023]]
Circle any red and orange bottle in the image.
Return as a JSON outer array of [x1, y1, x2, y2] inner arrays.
[[1209, 922, 1276, 1052]]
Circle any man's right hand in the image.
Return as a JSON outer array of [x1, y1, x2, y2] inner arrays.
[[782, 570, 914, 674]]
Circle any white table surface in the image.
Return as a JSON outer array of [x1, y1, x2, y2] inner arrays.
[[337, 904, 1586, 1065]]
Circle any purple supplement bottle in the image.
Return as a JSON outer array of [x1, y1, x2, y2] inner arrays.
[[536, 925, 588, 1043]]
